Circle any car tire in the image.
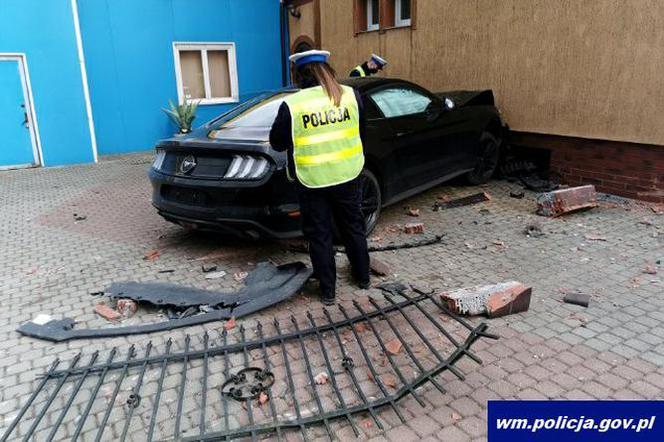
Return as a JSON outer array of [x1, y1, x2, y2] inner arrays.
[[358, 169, 382, 236], [466, 131, 501, 185], [332, 169, 382, 242]]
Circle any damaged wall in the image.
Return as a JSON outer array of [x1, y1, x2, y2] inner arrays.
[[310, 0, 664, 146]]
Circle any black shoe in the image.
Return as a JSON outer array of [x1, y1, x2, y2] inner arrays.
[[321, 293, 336, 305], [357, 280, 371, 290]]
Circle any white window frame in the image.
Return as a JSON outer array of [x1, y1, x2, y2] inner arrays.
[[395, 0, 412, 27], [172, 42, 239, 105], [366, 0, 379, 31]]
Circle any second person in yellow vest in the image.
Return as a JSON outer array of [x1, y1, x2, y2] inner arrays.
[[270, 50, 370, 305]]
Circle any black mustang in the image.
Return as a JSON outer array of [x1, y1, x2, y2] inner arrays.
[[149, 77, 505, 239]]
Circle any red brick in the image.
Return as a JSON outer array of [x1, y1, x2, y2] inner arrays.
[[536, 185, 598, 217], [94, 303, 121, 321]]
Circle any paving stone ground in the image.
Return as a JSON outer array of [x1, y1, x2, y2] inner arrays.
[[0, 153, 662, 441]]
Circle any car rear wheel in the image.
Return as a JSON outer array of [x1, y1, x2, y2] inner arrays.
[[359, 169, 382, 236], [466, 131, 501, 185]]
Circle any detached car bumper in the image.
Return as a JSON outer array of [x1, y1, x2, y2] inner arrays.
[[148, 167, 302, 239]]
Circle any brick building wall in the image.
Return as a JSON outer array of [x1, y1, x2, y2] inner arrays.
[[511, 132, 664, 203]]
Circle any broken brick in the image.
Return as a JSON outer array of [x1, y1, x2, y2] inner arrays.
[[353, 323, 368, 333], [643, 265, 658, 275], [314, 372, 329, 385], [381, 374, 397, 388], [224, 317, 236, 331], [440, 281, 531, 318], [403, 223, 424, 234], [370, 258, 391, 276], [385, 339, 402, 355], [406, 208, 420, 217], [94, 303, 121, 321], [116, 299, 137, 318], [361, 419, 373, 429], [258, 391, 269, 405], [536, 185, 598, 217], [143, 250, 160, 261]]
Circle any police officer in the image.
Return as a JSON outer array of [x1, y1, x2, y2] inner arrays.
[[270, 50, 370, 305], [349, 53, 387, 77]]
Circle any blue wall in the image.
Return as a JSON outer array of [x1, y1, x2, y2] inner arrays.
[[78, 0, 284, 155], [0, 0, 95, 166]]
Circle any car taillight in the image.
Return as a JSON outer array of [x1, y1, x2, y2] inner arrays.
[[152, 149, 166, 170], [224, 155, 270, 180]]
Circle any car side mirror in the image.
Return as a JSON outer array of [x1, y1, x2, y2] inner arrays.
[[443, 97, 455, 111]]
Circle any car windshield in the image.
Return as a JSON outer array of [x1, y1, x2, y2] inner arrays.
[[208, 92, 292, 129]]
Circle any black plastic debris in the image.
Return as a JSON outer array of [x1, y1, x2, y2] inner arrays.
[[563, 292, 591, 307], [17, 262, 311, 342], [433, 192, 491, 211]]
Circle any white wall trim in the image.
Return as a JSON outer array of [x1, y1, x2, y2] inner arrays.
[[70, 0, 99, 163], [0, 53, 44, 167], [172, 42, 240, 106]]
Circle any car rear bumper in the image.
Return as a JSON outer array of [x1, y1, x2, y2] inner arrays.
[[148, 168, 302, 239]]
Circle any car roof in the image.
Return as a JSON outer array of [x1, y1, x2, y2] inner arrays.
[[340, 76, 405, 92]]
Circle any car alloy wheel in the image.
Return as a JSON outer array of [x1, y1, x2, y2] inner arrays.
[[359, 169, 381, 235], [467, 131, 500, 185]]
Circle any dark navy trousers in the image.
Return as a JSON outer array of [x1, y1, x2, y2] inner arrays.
[[297, 176, 370, 297]]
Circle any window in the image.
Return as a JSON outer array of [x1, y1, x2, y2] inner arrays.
[[370, 87, 432, 118], [367, 0, 380, 31], [395, 0, 411, 27], [354, 0, 415, 34], [173, 43, 238, 105]]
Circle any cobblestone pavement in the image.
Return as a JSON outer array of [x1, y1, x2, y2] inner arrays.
[[0, 153, 662, 441]]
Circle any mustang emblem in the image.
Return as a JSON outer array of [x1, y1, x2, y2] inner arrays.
[[180, 155, 197, 174]]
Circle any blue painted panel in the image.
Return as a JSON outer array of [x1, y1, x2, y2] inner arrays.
[[0, 0, 94, 166], [78, 0, 284, 155], [0, 60, 35, 166]]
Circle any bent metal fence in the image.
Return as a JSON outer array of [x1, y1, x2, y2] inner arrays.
[[2, 288, 497, 441]]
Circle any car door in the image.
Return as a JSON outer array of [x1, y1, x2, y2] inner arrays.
[[368, 84, 451, 190]]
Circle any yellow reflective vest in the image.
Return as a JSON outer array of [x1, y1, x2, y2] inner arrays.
[[351, 65, 367, 77], [284, 85, 364, 188]]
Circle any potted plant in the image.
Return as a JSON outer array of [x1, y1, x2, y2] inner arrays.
[[162, 99, 198, 135]]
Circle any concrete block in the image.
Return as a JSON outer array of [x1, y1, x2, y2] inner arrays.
[[536, 185, 598, 217]]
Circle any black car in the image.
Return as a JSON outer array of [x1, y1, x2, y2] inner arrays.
[[149, 77, 505, 239]]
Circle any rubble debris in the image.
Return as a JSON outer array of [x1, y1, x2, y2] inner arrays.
[[370, 258, 391, 276], [8, 287, 497, 441], [234, 271, 249, 282], [406, 208, 420, 217], [403, 223, 424, 234], [201, 264, 217, 273], [500, 159, 558, 192], [17, 262, 311, 341], [143, 249, 160, 261], [524, 222, 545, 237], [440, 281, 531, 318], [287, 234, 444, 253], [224, 317, 237, 331], [385, 339, 402, 355], [157, 269, 175, 274], [116, 299, 137, 318], [433, 191, 491, 211], [563, 292, 590, 308], [204, 270, 227, 280], [584, 234, 607, 241], [258, 391, 270, 405], [381, 374, 397, 389], [452, 411, 462, 422], [643, 265, 658, 275], [510, 190, 525, 199], [94, 303, 121, 321], [536, 185, 598, 217], [314, 372, 329, 385], [73, 213, 87, 221]]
